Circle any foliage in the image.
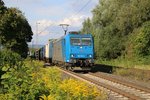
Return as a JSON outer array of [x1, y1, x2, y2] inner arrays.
[[0, 53, 106, 100], [0, 60, 48, 100], [58, 79, 106, 100], [0, 49, 22, 83], [81, 18, 93, 34], [114, 67, 150, 83], [39, 67, 61, 97], [0, 48, 108, 100], [0, 0, 6, 16], [0, 49, 22, 68], [96, 56, 150, 70], [81, 0, 150, 65], [0, 0, 33, 58], [40, 75, 107, 100], [132, 21, 150, 57]]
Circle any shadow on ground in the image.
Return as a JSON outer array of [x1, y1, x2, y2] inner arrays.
[[71, 64, 115, 74], [90, 64, 115, 73]]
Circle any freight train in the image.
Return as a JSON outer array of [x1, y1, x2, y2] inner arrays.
[[34, 31, 94, 70]]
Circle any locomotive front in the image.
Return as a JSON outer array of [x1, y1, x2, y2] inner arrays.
[[65, 33, 94, 69]]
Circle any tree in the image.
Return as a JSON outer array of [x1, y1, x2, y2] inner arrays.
[[81, 18, 93, 34], [0, 0, 6, 15], [126, 21, 150, 57], [81, 0, 150, 60], [90, 0, 125, 59], [0, 1, 33, 58]]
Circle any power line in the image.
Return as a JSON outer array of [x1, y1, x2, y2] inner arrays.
[[37, 0, 92, 36], [38, 23, 55, 34], [65, 0, 92, 26], [74, 0, 91, 16]]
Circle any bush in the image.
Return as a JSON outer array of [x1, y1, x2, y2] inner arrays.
[[40, 67, 107, 100], [58, 79, 106, 100], [0, 49, 22, 89], [130, 21, 150, 57], [0, 49, 22, 70], [1, 60, 48, 100], [0, 51, 107, 100]]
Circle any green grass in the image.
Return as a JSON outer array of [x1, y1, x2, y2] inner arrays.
[[96, 57, 150, 70], [96, 58, 150, 83], [114, 68, 150, 83]]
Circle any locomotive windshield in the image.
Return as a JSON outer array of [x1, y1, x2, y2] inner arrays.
[[81, 38, 92, 46], [70, 37, 92, 46], [70, 38, 81, 45]]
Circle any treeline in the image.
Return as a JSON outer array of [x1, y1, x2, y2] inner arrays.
[[0, 0, 33, 58], [82, 0, 150, 63]]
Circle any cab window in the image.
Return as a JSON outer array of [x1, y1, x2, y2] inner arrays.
[[81, 38, 92, 46], [70, 38, 81, 45]]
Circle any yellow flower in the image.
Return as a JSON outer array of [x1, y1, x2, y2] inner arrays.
[[47, 95, 55, 100], [59, 78, 102, 99], [31, 73, 36, 77], [39, 95, 56, 100]]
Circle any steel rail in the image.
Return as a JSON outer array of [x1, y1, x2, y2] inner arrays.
[[90, 72, 150, 93], [58, 68, 143, 100]]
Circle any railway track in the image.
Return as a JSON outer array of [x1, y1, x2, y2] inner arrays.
[[58, 68, 150, 100], [90, 72, 150, 97]]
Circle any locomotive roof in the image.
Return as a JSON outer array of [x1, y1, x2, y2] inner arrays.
[[67, 33, 92, 37], [53, 33, 92, 43]]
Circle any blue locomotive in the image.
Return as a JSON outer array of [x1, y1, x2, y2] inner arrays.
[[36, 31, 94, 70]]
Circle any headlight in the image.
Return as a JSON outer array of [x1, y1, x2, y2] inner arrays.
[[89, 54, 92, 58], [70, 54, 74, 58]]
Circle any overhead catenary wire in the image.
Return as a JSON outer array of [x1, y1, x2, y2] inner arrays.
[[34, 0, 92, 46], [73, 0, 91, 17], [64, 0, 92, 27], [37, 0, 92, 35], [38, 23, 55, 34]]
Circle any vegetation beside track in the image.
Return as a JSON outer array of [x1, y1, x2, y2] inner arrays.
[[82, 0, 150, 70], [113, 67, 150, 85], [0, 49, 106, 100], [92, 63, 150, 85], [96, 58, 150, 70]]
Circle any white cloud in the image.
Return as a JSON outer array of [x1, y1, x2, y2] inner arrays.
[[37, 19, 54, 29], [4, 0, 44, 5], [3, 0, 98, 45], [34, 19, 54, 35], [59, 15, 87, 27], [34, 14, 88, 36], [34, 5, 68, 18]]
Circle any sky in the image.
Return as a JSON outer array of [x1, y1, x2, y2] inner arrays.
[[3, 0, 99, 45]]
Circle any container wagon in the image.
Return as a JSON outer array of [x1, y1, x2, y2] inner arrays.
[[45, 39, 54, 63], [39, 46, 45, 60]]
